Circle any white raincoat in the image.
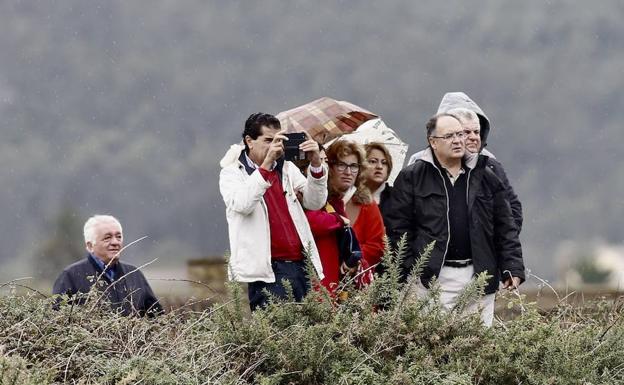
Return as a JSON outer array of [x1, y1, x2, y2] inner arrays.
[[219, 144, 327, 282]]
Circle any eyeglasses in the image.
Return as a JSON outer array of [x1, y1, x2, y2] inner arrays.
[[429, 131, 466, 141], [332, 161, 360, 173], [463, 129, 480, 136]]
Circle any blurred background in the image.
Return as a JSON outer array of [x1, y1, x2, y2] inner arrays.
[[1, 1, 623, 299]]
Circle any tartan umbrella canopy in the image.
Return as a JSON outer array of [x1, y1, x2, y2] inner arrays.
[[276, 97, 378, 144]]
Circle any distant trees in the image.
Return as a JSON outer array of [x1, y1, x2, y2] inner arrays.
[[33, 205, 84, 281], [574, 257, 612, 285], [0, 1, 623, 281]]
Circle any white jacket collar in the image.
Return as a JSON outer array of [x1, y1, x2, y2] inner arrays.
[[219, 143, 245, 168], [341, 186, 357, 204]]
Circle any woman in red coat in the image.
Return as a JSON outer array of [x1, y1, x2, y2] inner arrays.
[[305, 202, 348, 293], [306, 140, 385, 293], [327, 141, 385, 269]]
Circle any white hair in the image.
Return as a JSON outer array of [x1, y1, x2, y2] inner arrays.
[[83, 215, 123, 245], [447, 107, 479, 125]]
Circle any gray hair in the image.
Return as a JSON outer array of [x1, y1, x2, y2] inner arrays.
[[84, 215, 123, 245], [447, 107, 479, 125]]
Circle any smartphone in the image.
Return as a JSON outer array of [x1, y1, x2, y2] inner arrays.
[[283, 132, 307, 161]]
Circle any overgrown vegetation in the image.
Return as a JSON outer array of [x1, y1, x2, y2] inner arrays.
[[1, 243, 623, 384]]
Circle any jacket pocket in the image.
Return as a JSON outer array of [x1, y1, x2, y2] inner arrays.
[[474, 192, 494, 235], [413, 189, 446, 225]]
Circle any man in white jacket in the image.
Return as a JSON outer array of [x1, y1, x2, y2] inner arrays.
[[219, 112, 327, 310]]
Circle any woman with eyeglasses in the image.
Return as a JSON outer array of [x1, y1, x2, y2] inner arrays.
[[363, 143, 394, 231], [304, 140, 385, 293], [327, 141, 385, 273]]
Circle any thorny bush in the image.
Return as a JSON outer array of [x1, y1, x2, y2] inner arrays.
[[1, 240, 623, 384]]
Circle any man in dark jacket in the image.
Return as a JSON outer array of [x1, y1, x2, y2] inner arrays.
[[52, 215, 162, 316], [387, 114, 524, 326], [408, 92, 523, 232]]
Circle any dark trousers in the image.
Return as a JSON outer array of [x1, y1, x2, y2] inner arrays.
[[248, 260, 309, 311]]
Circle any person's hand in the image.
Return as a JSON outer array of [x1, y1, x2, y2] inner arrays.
[[502, 276, 522, 290], [300, 131, 321, 167], [340, 261, 358, 276], [260, 129, 288, 170], [339, 215, 350, 226]]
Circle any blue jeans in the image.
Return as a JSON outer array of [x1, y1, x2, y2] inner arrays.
[[247, 260, 309, 311]]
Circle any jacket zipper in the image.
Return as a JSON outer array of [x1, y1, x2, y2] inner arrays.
[[432, 164, 451, 268], [466, 167, 473, 273], [466, 167, 473, 213]]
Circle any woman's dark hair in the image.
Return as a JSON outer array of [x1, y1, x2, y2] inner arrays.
[[242, 112, 281, 150]]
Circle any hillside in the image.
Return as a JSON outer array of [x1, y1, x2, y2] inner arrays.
[[0, 1, 623, 281]]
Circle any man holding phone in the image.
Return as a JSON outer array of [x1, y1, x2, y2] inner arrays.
[[219, 112, 327, 310]]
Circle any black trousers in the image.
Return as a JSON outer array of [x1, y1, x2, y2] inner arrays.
[[247, 260, 309, 311]]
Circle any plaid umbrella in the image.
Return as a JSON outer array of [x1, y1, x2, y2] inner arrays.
[[277, 97, 378, 144], [326, 118, 409, 185]]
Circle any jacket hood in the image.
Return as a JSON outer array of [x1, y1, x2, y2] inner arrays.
[[436, 92, 491, 148], [410, 147, 478, 170], [220, 143, 245, 168]]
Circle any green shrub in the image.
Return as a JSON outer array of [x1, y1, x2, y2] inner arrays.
[[1, 243, 623, 384]]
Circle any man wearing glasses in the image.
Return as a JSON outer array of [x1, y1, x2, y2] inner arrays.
[[386, 113, 524, 326], [408, 92, 523, 233]]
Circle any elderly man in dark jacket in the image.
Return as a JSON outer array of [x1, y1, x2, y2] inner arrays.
[[387, 114, 524, 326], [52, 215, 162, 316]]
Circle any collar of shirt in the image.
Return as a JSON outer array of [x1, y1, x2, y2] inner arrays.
[[88, 253, 117, 281], [444, 167, 465, 186], [341, 185, 357, 205], [245, 152, 276, 171], [372, 183, 386, 204]]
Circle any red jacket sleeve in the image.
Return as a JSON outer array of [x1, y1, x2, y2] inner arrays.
[[353, 203, 386, 267], [305, 210, 344, 236]]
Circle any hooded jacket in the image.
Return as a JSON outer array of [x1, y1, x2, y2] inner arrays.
[[219, 144, 327, 282], [407, 92, 523, 232], [386, 148, 524, 294]]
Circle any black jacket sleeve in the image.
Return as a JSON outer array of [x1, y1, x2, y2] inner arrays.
[[52, 269, 81, 310], [52, 270, 76, 296], [137, 271, 163, 316], [487, 159, 523, 233], [484, 165, 525, 282], [384, 167, 416, 279]]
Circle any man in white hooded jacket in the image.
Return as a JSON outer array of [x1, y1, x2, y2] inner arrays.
[[219, 112, 327, 310]]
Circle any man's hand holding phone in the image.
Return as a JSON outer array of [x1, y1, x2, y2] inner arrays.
[[283, 131, 321, 168], [300, 131, 321, 167], [261, 129, 288, 171]]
